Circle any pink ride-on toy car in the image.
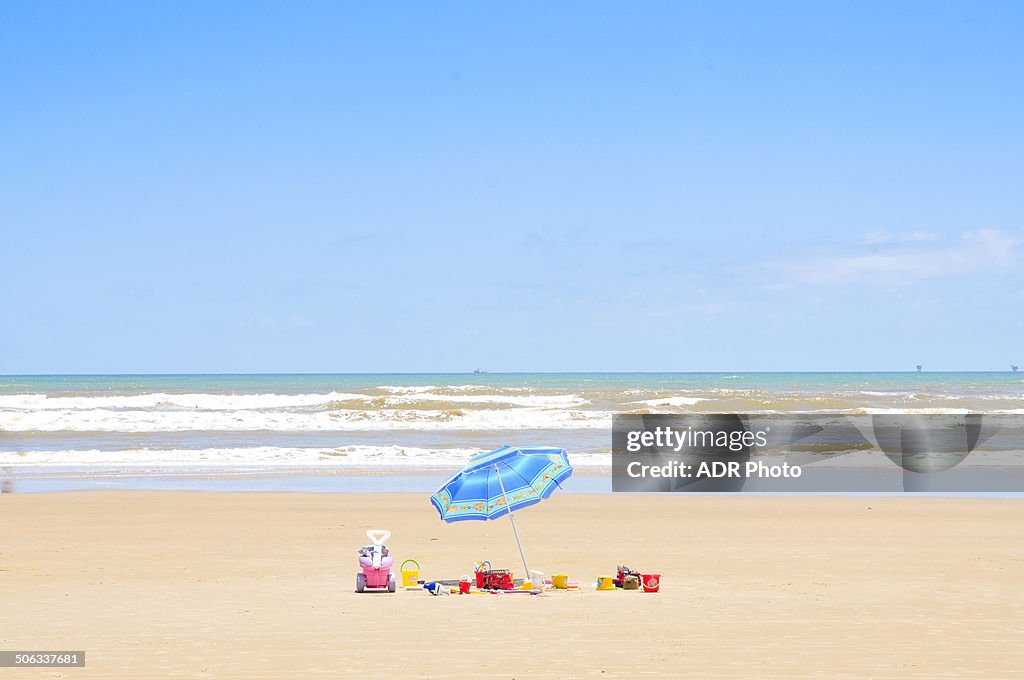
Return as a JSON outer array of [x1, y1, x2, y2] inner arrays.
[[356, 529, 397, 593]]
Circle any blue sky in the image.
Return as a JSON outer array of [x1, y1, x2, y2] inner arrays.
[[2, 1, 1023, 372]]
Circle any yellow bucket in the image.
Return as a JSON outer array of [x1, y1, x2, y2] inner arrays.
[[596, 575, 615, 591], [552, 574, 569, 589], [400, 559, 420, 587]]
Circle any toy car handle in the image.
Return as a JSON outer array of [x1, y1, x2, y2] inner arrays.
[[365, 529, 391, 546], [400, 559, 420, 571]]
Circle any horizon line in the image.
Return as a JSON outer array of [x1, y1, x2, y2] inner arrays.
[[2, 370, 1022, 377]]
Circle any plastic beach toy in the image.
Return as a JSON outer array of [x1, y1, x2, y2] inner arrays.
[[596, 576, 615, 590], [355, 529, 396, 593], [400, 559, 420, 587], [424, 582, 450, 596], [641, 574, 661, 593]]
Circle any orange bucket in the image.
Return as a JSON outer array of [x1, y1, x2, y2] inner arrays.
[[641, 574, 661, 592]]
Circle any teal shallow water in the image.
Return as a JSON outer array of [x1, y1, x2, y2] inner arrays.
[[3, 371, 1023, 395]]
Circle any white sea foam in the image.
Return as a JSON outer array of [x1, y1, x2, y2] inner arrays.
[[0, 445, 483, 467], [3, 382, 1017, 436], [0, 391, 369, 411], [0, 446, 611, 468], [376, 385, 535, 394], [0, 390, 586, 411], [0, 386, 596, 435], [379, 392, 587, 407], [631, 396, 705, 408], [0, 405, 611, 432]]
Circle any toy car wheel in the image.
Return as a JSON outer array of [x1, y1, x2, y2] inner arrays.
[[387, 574, 396, 593], [356, 573, 366, 593]]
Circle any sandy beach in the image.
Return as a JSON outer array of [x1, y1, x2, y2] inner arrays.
[[2, 491, 1022, 678]]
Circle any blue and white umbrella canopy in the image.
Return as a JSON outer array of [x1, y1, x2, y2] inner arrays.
[[431, 445, 572, 522], [431, 445, 572, 584]]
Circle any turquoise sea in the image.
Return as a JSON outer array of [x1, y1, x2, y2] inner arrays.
[[5, 371, 1024, 394]]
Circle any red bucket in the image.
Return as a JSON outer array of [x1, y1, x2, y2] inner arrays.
[[641, 574, 661, 592]]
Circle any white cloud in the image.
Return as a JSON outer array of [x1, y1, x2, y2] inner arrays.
[[772, 229, 1019, 286], [861, 230, 935, 246]]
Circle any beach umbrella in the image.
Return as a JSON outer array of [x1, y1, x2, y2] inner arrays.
[[430, 445, 572, 585]]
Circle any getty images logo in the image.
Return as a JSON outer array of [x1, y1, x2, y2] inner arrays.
[[612, 413, 1020, 493]]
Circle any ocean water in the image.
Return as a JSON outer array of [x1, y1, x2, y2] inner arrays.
[[2, 372, 1023, 479]]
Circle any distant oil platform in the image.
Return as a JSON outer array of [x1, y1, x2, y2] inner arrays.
[[916, 364, 923, 372], [1013, 365, 1019, 372]]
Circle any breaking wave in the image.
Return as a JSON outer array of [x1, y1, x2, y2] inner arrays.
[[0, 445, 611, 468], [3, 377, 1021, 473]]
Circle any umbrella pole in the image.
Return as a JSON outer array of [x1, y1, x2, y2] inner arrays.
[[494, 464, 531, 585]]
